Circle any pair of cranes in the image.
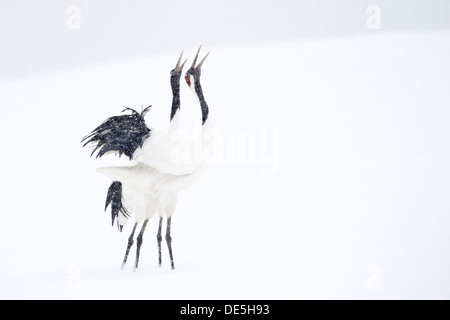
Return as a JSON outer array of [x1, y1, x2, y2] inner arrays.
[[82, 47, 212, 270]]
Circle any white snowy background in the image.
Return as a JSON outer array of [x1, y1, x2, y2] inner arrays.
[[1, 1, 450, 299]]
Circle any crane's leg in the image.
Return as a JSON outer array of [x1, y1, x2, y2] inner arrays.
[[121, 223, 138, 269], [166, 217, 175, 270], [135, 219, 149, 270], [157, 217, 163, 267]]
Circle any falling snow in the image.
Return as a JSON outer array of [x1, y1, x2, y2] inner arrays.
[[1, 30, 450, 299]]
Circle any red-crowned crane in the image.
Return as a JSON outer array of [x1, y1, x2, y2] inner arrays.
[[81, 47, 212, 270]]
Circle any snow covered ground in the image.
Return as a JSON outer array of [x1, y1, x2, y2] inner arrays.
[[1, 29, 450, 299]]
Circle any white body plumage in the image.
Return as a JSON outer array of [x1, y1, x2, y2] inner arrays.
[[97, 115, 213, 225]]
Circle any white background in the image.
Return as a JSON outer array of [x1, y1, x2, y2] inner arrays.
[[0, 1, 450, 299]]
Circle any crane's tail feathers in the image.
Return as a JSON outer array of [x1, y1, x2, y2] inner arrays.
[[105, 181, 130, 232]]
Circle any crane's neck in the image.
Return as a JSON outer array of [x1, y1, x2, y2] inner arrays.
[[193, 77, 209, 126], [194, 77, 214, 167], [170, 79, 181, 122]]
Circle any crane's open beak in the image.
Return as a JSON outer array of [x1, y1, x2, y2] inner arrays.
[[175, 51, 188, 73], [191, 45, 210, 71]]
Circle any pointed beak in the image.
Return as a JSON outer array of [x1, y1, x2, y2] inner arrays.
[[196, 50, 210, 70], [175, 51, 188, 73], [191, 46, 201, 68], [179, 59, 187, 72], [191, 45, 210, 71]]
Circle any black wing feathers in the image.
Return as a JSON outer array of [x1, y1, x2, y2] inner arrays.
[[82, 106, 151, 160]]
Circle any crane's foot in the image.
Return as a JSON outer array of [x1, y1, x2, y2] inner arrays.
[[166, 217, 176, 270], [157, 217, 163, 267], [121, 223, 137, 270], [134, 234, 143, 271], [166, 233, 175, 270], [134, 219, 149, 271]]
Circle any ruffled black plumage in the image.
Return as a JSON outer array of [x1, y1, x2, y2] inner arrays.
[[105, 181, 130, 231], [81, 106, 151, 160]]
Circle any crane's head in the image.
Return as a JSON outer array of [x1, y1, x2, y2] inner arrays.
[[170, 51, 187, 87], [185, 46, 210, 94]]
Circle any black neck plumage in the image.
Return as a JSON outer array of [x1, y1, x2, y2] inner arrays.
[[170, 80, 181, 121], [194, 79, 209, 125]]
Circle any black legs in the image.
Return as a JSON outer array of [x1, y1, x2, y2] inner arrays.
[[121, 217, 175, 270], [122, 223, 138, 269], [166, 217, 175, 270], [120, 220, 148, 271], [135, 219, 149, 270], [157, 217, 163, 267], [157, 217, 175, 270]]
